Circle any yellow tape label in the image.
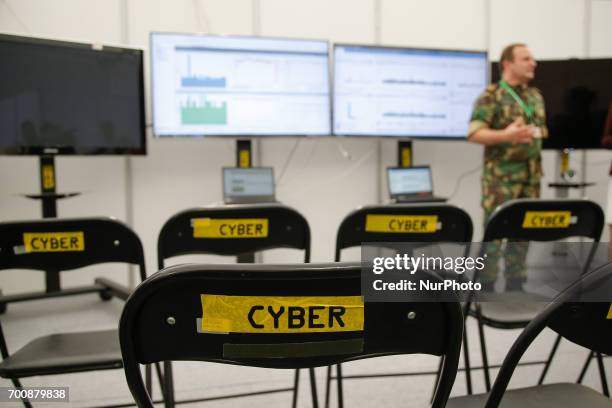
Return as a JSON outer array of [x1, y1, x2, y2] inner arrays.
[[560, 152, 569, 174], [522, 211, 572, 229], [607, 303, 612, 319], [401, 148, 412, 167], [42, 165, 55, 190], [192, 218, 268, 239], [200, 295, 364, 334], [23, 232, 85, 253], [365, 214, 438, 233], [239, 151, 250, 168]]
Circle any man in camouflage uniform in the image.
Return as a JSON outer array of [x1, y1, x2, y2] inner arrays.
[[468, 43, 548, 290]]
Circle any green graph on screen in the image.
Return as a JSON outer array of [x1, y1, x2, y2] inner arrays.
[[181, 98, 228, 125]]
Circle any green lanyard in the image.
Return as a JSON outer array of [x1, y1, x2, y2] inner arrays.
[[499, 80, 535, 123]]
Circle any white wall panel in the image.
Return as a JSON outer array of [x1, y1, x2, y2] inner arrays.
[[127, 0, 254, 48], [490, 0, 585, 60], [260, 0, 375, 43], [0, 0, 120, 43], [590, 0, 612, 57], [381, 0, 487, 50]]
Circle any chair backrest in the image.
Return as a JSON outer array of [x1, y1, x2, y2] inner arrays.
[[119, 262, 463, 408], [484, 261, 612, 407], [157, 204, 311, 268], [0, 217, 146, 280], [483, 198, 604, 242], [335, 204, 473, 260]]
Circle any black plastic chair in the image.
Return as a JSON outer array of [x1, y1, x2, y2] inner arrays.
[[0, 217, 148, 407], [119, 262, 464, 408], [474, 198, 605, 391], [157, 204, 312, 408], [326, 203, 474, 407], [448, 260, 612, 408]]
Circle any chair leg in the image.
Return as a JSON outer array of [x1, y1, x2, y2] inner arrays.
[[463, 326, 473, 394], [11, 378, 32, 408], [324, 366, 332, 408], [164, 361, 175, 408], [577, 351, 594, 384], [336, 364, 344, 408], [292, 369, 300, 408], [476, 310, 491, 391], [155, 362, 166, 401], [538, 334, 562, 385], [596, 352, 609, 397], [430, 357, 444, 403], [145, 364, 152, 395], [309, 368, 319, 408]]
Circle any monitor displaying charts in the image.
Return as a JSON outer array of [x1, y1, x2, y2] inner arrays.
[[333, 44, 488, 138], [151, 33, 331, 136]]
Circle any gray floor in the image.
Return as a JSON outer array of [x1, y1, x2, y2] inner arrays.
[[0, 295, 610, 407]]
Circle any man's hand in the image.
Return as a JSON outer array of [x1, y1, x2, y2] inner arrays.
[[503, 117, 534, 144]]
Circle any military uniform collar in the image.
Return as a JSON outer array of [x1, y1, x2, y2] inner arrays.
[[499, 80, 528, 91]]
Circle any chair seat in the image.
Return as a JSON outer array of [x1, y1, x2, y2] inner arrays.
[[447, 383, 612, 408], [0, 329, 122, 378], [472, 291, 549, 328], [477, 301, 547, 327]]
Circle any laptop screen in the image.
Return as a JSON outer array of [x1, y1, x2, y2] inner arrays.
[[387, 167, 433, 197], [223, 167, 275, 203]]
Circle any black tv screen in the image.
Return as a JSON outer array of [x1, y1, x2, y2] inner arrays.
[[0, 34, 146, 155], [491, 58, 612, 149]]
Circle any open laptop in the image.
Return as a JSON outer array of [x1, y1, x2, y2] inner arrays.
[[223, 167, 276, 204], [387, 166, 446, 203]]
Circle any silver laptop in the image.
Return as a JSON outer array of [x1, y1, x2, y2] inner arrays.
[[223, 167, 276, 204], [387, 166, 446, 203]]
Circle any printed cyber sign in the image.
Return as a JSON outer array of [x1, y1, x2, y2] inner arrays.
[[23, 232, 85, 253], [365, 215, 438, 233], [200, 295, 364, 334], [192, 218, 269, 238]]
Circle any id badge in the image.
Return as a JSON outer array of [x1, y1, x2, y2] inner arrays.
[[533, 127, 542, 139]]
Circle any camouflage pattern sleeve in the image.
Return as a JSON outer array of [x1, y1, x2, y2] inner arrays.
[[529, 88, 548, 138], [468, 85, 497, 137]]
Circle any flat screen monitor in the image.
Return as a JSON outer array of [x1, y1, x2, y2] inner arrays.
[[491, 59, 612, 149], [333, 44, 488, 138], [151, 33, 331, 136], [0, 34, 146, 155], [223, 167, 276, 203]]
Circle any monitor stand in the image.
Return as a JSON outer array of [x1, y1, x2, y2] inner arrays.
[[548, 149, 595, 197], [23, 155, 81, 218], [26, 156, 80, 291], [236, 140, 255, 263]]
